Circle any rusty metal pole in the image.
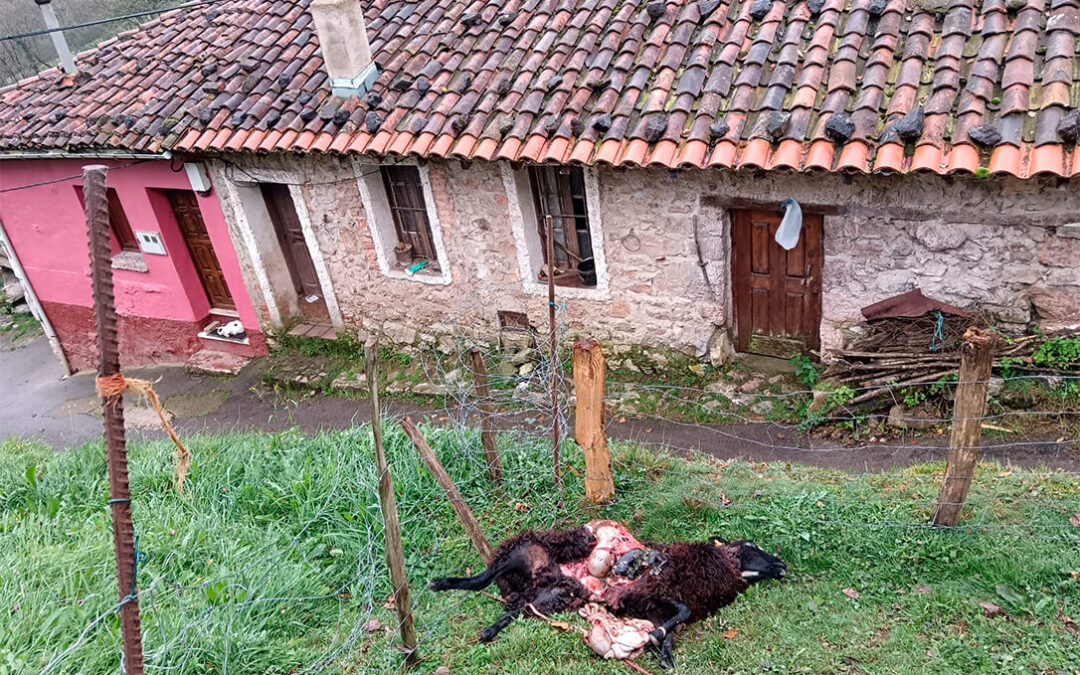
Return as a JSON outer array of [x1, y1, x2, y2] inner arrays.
[[85, 165, 145, 674], [545, 215, 561, 487]]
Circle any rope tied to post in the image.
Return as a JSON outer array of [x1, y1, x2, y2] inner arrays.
[[96, 373, 191, 493]]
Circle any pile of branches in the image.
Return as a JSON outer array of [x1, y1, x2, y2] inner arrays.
[[822, 312, 1039, 406]]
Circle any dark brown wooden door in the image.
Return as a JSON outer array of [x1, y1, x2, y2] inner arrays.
[[732, 208, 823, 357], [260, 184, 322, 296], [167, 190, 235, 311]]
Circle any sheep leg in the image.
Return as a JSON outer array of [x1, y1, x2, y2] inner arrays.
[[658, 631, 676, 669], [429, 549, 529, 592], [479, 608, 520, 642], [647, 601, 689, 669]]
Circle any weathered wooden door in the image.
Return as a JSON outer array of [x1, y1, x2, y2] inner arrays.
[[167, 190, 235, 311], [732, 208, 823, 357], [260, 184, 322, 298]]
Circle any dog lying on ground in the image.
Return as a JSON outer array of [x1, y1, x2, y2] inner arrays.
[[429, 520, 786, 667]]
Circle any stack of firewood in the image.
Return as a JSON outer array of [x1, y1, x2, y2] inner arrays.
[[822, 313, 1041, 405]]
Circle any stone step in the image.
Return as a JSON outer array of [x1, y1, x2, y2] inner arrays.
[[197, 334, 257, 356], [288, 322, 337, 339], [185, 349, 250, 375], [197, 320, 259, 357]]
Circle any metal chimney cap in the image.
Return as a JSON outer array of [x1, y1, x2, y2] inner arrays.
[[33, 0, 54, 6]]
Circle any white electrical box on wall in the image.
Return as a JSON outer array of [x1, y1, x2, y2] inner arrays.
[[135, 231, 167, 256]]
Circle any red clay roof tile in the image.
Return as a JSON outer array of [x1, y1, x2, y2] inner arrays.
[[494, 136, 521, 162], [836, 142, 871, 173], [945, 144, 980, 174], [989, 144, 1024, 177], [568, 140, 594, 165], [805, 140, 834, 171], [872, 142, 905, 174], [911, 144, 944, 173], [1030, 145, 1065, 176], [676, 139, 708, 168], [768, 139, 803, 171], [707, 140, 738, 168]]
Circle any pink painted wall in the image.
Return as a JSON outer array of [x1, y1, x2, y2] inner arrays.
[[0, 158, 260, 334]]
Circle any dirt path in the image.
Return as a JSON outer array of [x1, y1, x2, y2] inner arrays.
[[4, 336, 1078, 473]]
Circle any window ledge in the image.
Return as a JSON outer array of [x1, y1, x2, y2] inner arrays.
[[522, 279, 609, 301], [382, 266, 451, 285], [111, 251, 148, 273]]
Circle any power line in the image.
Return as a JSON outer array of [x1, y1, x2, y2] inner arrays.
[[0, 0, 224, 43], [0, 159, 148, 193]]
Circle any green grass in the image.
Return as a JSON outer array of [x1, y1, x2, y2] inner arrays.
[[2, 429, 1079, 674]]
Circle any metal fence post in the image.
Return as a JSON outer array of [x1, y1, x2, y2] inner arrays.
[[85, 164, 145, 674]]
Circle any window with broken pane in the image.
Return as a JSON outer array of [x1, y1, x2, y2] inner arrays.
[[527, 165, 595, 287], [380, 165, 438, 268]]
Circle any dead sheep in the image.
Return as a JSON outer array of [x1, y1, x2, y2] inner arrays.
[[429, 520, 786, 667]]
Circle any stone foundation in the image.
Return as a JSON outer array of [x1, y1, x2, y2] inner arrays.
[[43, 301, 207, 371]]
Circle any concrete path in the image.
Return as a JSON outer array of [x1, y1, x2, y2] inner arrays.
[[2, 335, 1077, 474], [0, 333, 443, 450]]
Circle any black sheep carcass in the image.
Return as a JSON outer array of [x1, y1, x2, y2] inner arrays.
[[429, 520, 786, 667]]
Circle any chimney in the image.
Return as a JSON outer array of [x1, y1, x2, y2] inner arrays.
[[309, 0, 379, 98], [33, 0, 77, 75]]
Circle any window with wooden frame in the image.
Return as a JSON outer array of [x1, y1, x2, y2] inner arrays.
[[527, 165, 595, 287], [380, 165, 438, 268], [74, 186, 139, 253]]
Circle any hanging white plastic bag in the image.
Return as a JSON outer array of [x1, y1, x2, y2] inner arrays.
[[775, 198, 803, 250]]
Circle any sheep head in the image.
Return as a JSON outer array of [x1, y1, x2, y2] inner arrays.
[[712, 538, 787, 582]]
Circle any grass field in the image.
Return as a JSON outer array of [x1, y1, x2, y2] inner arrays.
[[2, 425, 1078, 674]]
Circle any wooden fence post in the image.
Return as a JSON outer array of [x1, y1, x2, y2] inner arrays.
[[932, 328, 997, 527], [468, 348, 502, 483], [401, 416, 495, 565], [573, 338, 615, 502], [365, 340, 418, 663]]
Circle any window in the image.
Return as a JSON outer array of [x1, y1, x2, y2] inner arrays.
[[528, 166, 595, 287], [74, 186, 139, 252], [352, 159, 451, 285], [501, 163, 608, 298], [381, 166, 438, 267]]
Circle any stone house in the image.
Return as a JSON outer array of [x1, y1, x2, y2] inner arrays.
[[1, 0, 1078, 369]]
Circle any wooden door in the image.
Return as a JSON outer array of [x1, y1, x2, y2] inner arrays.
[[260, 184, 322, 297], [167, 190, 235, 311], [732, 208, 823, 357]]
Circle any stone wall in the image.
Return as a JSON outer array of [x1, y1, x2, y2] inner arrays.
[[819, 218, 1080, 351], [210, 154, 1079, 363]]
